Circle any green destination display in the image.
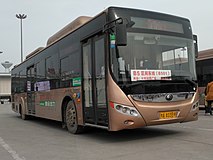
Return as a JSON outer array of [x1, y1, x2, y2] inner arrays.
[[72, 77, 81, 87]]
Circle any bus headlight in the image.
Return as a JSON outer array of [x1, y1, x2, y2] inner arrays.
[[110, 102, 141, 117], [130, 110, 139, 116]]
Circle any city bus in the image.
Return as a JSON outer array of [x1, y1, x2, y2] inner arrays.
[[11, 7, 199, 134], [196, 49, 213, 108]]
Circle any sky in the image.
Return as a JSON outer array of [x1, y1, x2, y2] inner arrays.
[[0, 0, 213, 72]]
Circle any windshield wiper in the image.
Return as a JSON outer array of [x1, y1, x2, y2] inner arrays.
[[120, 80, 168, 88], [170, 75, 197, 88], [121, 81, 146, 88], [185, 78, 197, 87]]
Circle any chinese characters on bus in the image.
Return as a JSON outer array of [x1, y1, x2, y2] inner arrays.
[[131, 69, 171, 81]]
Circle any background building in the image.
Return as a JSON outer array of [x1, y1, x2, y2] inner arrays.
[[0, 61, 12, 104], [0, 73, 11, 104]]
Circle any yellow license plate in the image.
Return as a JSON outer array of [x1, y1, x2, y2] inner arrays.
[[160, 111, 177, 119]]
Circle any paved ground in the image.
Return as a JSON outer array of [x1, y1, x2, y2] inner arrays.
[[0, 104, 213, 160]]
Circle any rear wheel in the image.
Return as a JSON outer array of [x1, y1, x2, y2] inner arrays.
[[65, 101, 83, 134]]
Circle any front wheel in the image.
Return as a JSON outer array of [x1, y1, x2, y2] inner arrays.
[[65, 101, 84, 134]]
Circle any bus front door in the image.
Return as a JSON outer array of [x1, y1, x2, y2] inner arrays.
[[82, 35, 108, 126], [27, 66, 36, 114]]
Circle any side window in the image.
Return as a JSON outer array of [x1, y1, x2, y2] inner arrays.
[[46, 53, 59, 89], [60, 56, 71, 88], [12, 72, 22, 93], [94, 36, 106, 108], [70, 51, 81, 77], [19, 69, 26, 92], [36, 59, 45, 80], [60, 51, 81, 88], [11, 73, 18, 93], [46, 54, 59, 79], [59, 35, 81, 88], [83, 42, 92, 108], [95, 38, 105, 78], [61, 56, 70, 80]]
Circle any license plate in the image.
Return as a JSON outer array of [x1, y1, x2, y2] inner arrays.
[[160, 111, 177, 119]]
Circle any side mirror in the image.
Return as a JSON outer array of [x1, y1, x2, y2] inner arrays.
[[193, 35, 198, 58], [115, 23, 127, 46]]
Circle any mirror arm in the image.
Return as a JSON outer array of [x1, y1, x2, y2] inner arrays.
[[103, 18, 123, 33]]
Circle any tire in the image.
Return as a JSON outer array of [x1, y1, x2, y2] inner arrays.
[[65, 101, 84, 134]]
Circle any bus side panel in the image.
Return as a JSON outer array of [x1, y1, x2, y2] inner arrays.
[[34, 87, 83, 125], [34, 89, 63, 121]]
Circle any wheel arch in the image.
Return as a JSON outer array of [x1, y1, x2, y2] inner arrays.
[[19, 96, 26, 115], [61, 96, 73, 123]]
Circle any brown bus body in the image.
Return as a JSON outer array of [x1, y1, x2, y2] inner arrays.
[[12, 71, 199, 131], [11, 7, 199, 133]]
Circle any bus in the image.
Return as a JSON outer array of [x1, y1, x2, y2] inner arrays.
[[11, 7, 199, 134], [196, 49, 213, 108]]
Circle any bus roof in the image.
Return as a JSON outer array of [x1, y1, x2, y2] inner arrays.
[[46, 16, 92, 46], [25, 47, 44, 60], [24, 16, 92, 61], [197, 48, 213, 61]]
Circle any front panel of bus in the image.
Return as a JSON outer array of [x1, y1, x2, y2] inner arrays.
[[106, 8, 199, 131]]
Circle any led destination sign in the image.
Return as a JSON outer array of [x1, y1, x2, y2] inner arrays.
[[131, 17, 184, 33]]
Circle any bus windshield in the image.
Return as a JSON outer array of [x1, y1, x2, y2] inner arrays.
[[110, 32, 196, 84]]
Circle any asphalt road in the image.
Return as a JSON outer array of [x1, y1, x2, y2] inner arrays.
[[0, 104, 213, 160]]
